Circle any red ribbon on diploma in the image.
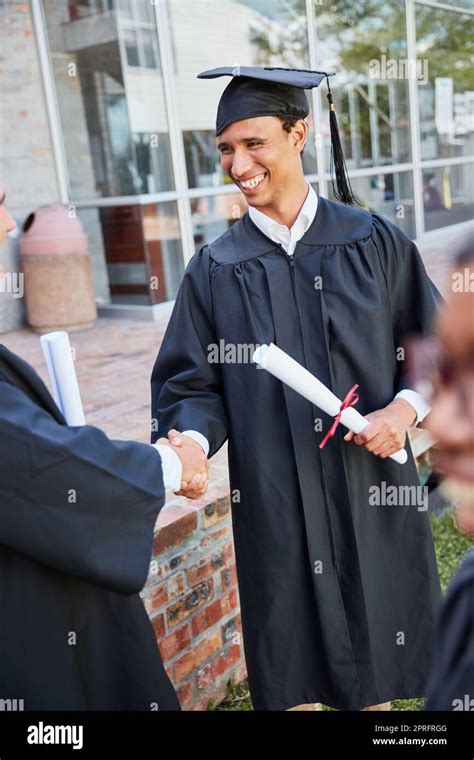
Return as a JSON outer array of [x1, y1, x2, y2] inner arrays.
[[319, 384, 360, 449]]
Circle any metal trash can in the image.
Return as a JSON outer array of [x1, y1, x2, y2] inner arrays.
[[20, 204, 97, 333]]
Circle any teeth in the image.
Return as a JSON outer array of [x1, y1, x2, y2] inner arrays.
[[240, 174, 265, 189]]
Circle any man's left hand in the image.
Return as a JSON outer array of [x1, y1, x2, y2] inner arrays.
[[343, 398, 417, 458]]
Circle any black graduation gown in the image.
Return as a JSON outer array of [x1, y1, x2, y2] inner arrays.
[[424, 550, 474, 711], [151, 197, 442, 711], [0, 345, 180, 711]]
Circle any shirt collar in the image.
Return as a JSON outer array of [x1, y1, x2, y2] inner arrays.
[[207, 198, 374, 265], [248, 182, 318, 244]]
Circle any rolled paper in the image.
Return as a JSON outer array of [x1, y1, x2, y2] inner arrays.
[[253, 343, 407, 465], [40, 331, 86, 426]]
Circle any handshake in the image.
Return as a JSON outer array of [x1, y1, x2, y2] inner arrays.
[[158, 429, 209, 500]]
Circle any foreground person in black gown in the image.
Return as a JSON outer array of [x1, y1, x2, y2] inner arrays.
[[0, 187, 208, 710]]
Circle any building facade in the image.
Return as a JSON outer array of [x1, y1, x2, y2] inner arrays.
[[1, 0, 473, 330]]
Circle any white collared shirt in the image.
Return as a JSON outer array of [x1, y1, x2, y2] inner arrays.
[[248, 182, 317, 256]]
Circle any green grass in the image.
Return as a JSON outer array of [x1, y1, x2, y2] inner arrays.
[[431, 510, 473, 593], [210, 511, 473, 711], [208, 680, 253, 711]]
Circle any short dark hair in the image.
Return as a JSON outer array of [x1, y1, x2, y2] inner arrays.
[[276, 115, 305, 155], [277, 114, 301, 132]]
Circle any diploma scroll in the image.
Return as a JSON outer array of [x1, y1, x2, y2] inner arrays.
[[253, 343, 407, 465], [40, 331, 86, 426]]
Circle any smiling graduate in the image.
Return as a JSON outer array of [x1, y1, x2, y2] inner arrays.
[[151, 67, 443, 711]]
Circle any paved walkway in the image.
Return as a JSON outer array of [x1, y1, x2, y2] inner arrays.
[[6, 318, 169, 443]]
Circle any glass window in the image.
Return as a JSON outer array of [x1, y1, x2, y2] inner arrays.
[[192, 192, 248, 248], [75, 207, 111, 305], [421, 1, 474, 7], [135, 0, 154, 24], [67, 0, 111, 20], [423, 163, 474, 232], [416, 5, 473, 160], [313, 0, 412, 170], [115, 0, 133, 20], [168, 0, 317, 189], [142, 28, 158, 69], [120, 1, 160, 71], [142, 201, 185, 304], [80, 202, 184, 305], [124, 28, 140, 66], [42, 0, 174, 198], [327, 172, 416, 239], [95, 204, 147, 304]]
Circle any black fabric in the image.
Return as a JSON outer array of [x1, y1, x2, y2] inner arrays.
[[198, 66, 330, 135], [0, 345, 180, 710], [424, 550, 474, 711], [151, 197, 443, 711]]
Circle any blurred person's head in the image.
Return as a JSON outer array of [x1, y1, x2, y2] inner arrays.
[[424, 236, 474, 536], [0, 184, 16, 278], [0, 184, 17, 278], [0, 184, 16, 237]]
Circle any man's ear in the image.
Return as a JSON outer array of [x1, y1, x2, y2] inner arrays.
[[292, 119, 308, 154]]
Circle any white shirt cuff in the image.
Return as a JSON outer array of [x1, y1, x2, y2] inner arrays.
[[395, 390, 431, 429], [181, 430, 210, 457], [153, 443, 182, 492]]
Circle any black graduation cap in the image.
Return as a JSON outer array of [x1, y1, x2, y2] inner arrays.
[[197, 66, 357, 205]]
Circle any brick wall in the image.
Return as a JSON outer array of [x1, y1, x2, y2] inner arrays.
[[143, 493, 247, 710]]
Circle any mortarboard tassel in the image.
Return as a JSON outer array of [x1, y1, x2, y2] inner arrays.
[[326, 77, 358, 206]]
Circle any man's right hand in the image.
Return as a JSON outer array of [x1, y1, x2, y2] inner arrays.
[[157, 429, 209, 499]]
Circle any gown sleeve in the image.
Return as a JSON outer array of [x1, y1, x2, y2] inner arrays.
[[424, 551, 474, 710], [0, 382, 165, 595], [150, 246, 229, 458], [371, 214, 444, 396]]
